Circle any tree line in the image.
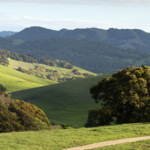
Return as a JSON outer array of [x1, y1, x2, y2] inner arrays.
[[0, 49, 74, 69]]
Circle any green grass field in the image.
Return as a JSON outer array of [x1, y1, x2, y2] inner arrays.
[[0, 64, 57, 93], [12, 73, 112, 127], [0, 58, 96, 93], [0, 123, 150, 150]]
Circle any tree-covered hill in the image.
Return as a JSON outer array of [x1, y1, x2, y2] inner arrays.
[[9, 26, 150, 52], [1, 38, 150, 73]]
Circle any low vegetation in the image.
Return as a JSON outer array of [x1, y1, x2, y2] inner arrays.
[[0, 91, 51, 133], [0, 123, 150, 150]]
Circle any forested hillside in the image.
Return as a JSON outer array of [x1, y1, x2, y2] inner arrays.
[[0, 38, 150, 73], [9, 26, 150, 52]]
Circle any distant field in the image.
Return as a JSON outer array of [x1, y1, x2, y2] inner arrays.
[[12, 73, 112, 127], [1, 123, 150, 150], [0, 58, 96, 93], [9, 58, 96, 75], [0, 64, 57, 93]]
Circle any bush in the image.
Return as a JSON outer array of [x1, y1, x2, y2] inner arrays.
[[0, 92, 51, 133]]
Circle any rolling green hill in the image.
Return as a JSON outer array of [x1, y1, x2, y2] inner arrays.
[[9, 58, 96, 75], [12, 73, 112, 127], [0, 57, 96, 93], [0, 63, 57, 93]]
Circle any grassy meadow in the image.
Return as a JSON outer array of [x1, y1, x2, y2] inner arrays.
[[0, 58, 111, 127], [0, 64, 57, 93], [12, 73, 112, 127], [0, 123, 150, 150], [0, 58, 96, 93]]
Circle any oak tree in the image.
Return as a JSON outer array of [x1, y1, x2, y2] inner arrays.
[[87, 66, 150, 126]]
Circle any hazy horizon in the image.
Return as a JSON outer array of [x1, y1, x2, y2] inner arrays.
[[0, 0, 150, 32]]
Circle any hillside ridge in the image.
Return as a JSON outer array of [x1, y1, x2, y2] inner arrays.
[[9, 26, 150, 52]]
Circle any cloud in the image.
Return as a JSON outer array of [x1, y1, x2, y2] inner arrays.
[[0, 15, 131, 31], [0, 0, 150, 5]]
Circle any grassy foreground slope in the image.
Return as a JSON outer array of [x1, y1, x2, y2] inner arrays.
[[12, 74, 111, 127], [0, 64, 57, 93], [0, 123, 150, 150]]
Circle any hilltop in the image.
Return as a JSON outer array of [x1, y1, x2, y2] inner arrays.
[[9, 26, 150, 52]]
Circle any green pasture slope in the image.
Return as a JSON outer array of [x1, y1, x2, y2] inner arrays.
[[0, 64, 57, 93], [0, 58, 96, 93], [9, 58, 96, 75], [1, 123, 150, 150], [12, 73, 112, 127]]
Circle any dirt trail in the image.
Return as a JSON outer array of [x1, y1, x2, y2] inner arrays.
[[64, 136, 150, 150]]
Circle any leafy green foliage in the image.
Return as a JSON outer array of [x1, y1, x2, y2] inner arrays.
[[0, 91, 51, 133], [40, 57, 74, 69], [87, 66, 150, 126], [0, 49, 38, 64]]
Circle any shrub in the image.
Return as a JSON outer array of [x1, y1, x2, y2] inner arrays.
[[0, 92, 51, 133]]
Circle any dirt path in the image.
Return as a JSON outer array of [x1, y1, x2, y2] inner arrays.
[[64, 136, 150, 150]]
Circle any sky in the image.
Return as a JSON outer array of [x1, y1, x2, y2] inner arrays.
[[0, 0, 150, 32]]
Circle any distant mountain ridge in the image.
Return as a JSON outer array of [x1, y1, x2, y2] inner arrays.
[[0, 31, 16, 37], [8, 26, 150, 52]]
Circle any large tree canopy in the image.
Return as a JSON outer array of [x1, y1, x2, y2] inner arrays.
[[87, 66, 150, 126]]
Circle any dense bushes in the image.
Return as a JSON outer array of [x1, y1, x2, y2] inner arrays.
[[39, 57, 74, 69], [0, 49, 38, 64], [0, 91, 51, 133]]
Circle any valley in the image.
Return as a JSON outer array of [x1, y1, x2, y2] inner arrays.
[[1, 26, 150, 150]]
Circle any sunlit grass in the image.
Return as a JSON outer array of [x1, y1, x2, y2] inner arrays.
[[1, 123, 150, 150], [0, 64, 57, 93]]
